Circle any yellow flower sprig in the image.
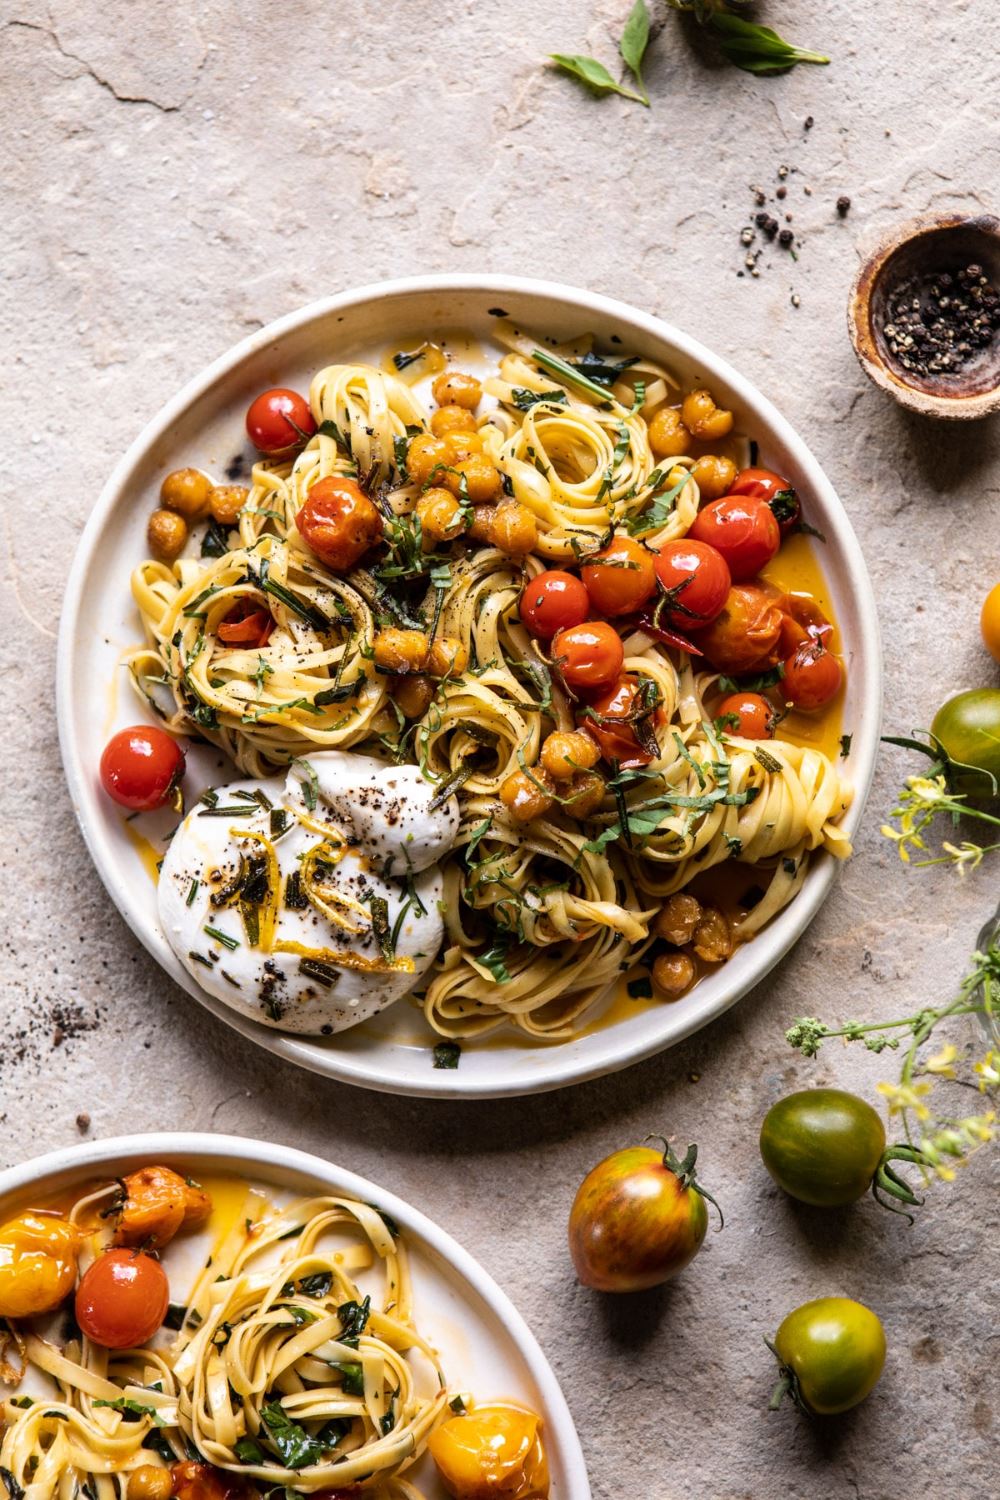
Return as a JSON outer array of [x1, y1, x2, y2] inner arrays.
[[786, 946, 999, 1200], [882, 775, 1000, 870]]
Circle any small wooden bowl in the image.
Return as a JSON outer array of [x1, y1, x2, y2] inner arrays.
[[847, 213, 1000, 420]]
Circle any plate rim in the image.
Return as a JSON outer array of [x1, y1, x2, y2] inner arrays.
[[0, 1130, 591, 1498], [56, 273, 883, 1098]]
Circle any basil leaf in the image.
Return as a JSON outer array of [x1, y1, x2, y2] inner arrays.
[[619, 0, 651, 97], [432, 1040, 462, 1070], [549, 53, 647, 104], [708, 15, 829, 75], [260, 1401, 329, 1469]]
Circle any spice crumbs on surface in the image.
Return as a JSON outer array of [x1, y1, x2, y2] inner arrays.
[[76, 1112, 91, 1133]]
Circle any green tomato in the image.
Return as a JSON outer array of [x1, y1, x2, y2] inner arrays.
[[771, 1297, 886, 1415], [931, 688, 1000, 797], [759, 1089, 886, 1207]]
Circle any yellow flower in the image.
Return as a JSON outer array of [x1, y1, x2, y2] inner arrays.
[[924, 1044, 958, 1078], [877, 1080, 932, 1119], [974, 1051, 1000, 1090], [940, 841, 985, 873]]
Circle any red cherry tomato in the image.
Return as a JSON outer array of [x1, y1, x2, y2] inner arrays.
[[782, 639, 843, 710], [652, 540, 731, 630], [551, 621, 624, 692], [688, 495, 780, 580], [75, 1249, 169, 1349], [297, 477, 383, 572], [580, 536, 658, 618], [171, 1462, 253, 1500], [100, 727, 185, 812], [245, 388, 316, 457], [580, 675, 657, 769], [730, 466, 800, 535], [716, 692, 775, 739], [519, 570, 589, 639], [699, 583, 786, 676], [217, 598, 274, 648]]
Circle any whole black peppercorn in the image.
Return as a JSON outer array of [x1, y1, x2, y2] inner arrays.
[[778, 228, 794, 249], [837, 196, 851, 217]]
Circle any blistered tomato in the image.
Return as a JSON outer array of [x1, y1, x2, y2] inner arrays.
[[100, 727, 185, 812], [296, 477, 383, 572], [0, 1212, 81, 1319], [245, 388, 316, 457], [716, 692, 774, 739], [428, 1404, 549, 1500], [76, 1249, 169, 1349], [652, 540, 731, 630], [782, 639, 842, 710], [699, 584, 786, 676], [579, 675, 658, 769], [551, 621, 624, 692], [519, 571, 589, 639], [688, 495, 780, 580], [580, 536, 657, 617], [730, 467, 800, 534]]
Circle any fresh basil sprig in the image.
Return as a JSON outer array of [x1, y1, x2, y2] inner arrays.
[[552, 1, 828, 106]]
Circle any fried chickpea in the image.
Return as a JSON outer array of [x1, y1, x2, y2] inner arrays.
[[373, 628, 429, 674], [654, 893, 702, 946], [126, 1468, 172, 1500], [407, 433, 450, 487], [416, 487, 468, 543], [540, 730, 600, 780], [430, 404, 478, 438], [208, 484, 249, 526], [682, 389, 734, 441], [564, 770, 605, 818], [467, 504, 497, 543], [432, 371, 482, 410], [489, 501, 538, 557], [648, 407, 692, 459], [391, 673, 434, 718], [652, 951, 697, 998], [690, 454, 737, 501], [441, 431, 484, 464], [427, 635, 469, 678], [500, 767, 555, 822], [444, 454, 503, 503], [160, 467, 212, 521], [147, 508, 188, 562], [692, 906, 733, 962]]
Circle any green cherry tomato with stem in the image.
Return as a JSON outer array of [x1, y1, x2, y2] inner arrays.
[[759, 1088, 924, 1215], [768, 1297, 886, 1416], [930, 688, 1000, 798], [568, 1138, 722, 1292]]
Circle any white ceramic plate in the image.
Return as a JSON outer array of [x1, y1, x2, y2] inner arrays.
[[57, 275, 882, 1098], [0, 1132, 589, 1498]]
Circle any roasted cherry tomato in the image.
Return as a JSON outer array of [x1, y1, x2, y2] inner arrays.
[[931, 688, 1000, 798], [217, 598, 274, 648], [428, 1404, 549, 1500], [569, 1140, 720, 1292], [296, 477, 383, 572], [245, 387, 316, 457], [652, 540, 731, 630], [580, 536, 658, 617], [113, 1165, 212, 1249], [782, 638, 842, 710], [769, 1297, 886, 1416], [699, 583, 785, 676], [100, 726, 185, 812], [730, 466, 800, 535], [75, 1248, 169, 1350], [579, 675, 657, 769], [551, 621, 624, 692], [170, 1461, 253, 1500], [688, 494, 780, 580], [0, 1212, 80, 1319], [716, 692, 774, 739], [519, 570, 589, 639], [981, 583, 1000, 662], [760, 1090, 887, 1207]]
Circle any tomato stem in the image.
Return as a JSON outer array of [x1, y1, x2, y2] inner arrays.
[[647, 1137, 725, 1229], [768, 1372, 793, 1411], [871, 1145, 927, 1221]]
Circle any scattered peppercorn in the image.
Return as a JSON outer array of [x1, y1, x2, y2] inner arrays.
[[76, 1112, 91, 1133], [756, 212, 779, 240], [776, 185, 787, 200], [778, 228, 795, 249], [804, 116, 814, 130], [837, 195, 851, 217], [881, 262, 1000, 378]]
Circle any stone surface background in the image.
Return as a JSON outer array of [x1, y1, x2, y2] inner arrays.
[[3, 3, 999, 1496]]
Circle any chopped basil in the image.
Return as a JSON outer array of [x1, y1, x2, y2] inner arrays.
[[627, 975, 653, 999], [432, 1040, 462, 1069]]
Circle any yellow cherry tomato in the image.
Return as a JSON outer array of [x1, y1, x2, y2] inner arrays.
[[0, 1212, 81, 1318], [981, 583, 1000, 662], [428, 1404, 550, 1499]]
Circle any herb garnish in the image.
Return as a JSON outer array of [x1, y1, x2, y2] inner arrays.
[[433, 1040, 462, 1069]]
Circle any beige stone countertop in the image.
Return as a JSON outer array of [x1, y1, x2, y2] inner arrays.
[[2, 3, 998, 1497]]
